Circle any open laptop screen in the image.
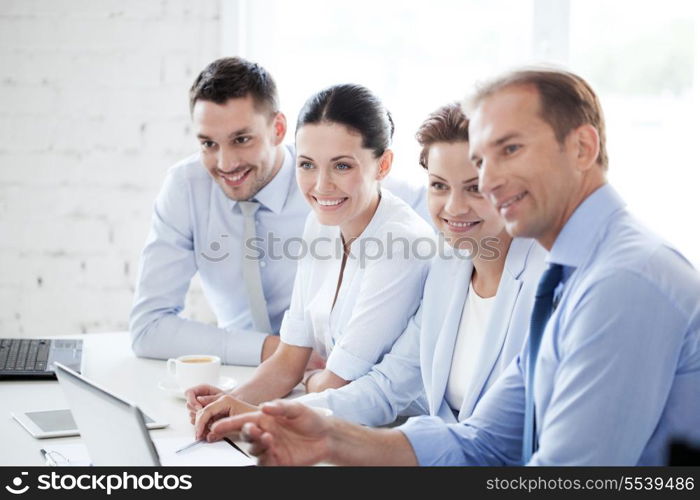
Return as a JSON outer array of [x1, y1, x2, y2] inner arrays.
[[54, 362, 160, 466]]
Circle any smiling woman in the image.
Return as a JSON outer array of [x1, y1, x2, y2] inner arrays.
[[296, 122, 386, 239], [237, 83, 434, 401], [294, 84, 395, 242]]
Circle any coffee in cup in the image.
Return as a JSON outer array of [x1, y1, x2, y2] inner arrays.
[[166, 354, 221, 391]]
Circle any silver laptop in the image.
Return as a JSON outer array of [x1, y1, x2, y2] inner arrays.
[[54, 362, 161, 466]]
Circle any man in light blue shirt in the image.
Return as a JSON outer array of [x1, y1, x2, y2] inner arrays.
[[130, 57, 426, 366], [212, 68, 700, 465]]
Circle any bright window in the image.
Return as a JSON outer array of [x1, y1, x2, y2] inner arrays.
[[227, 0, 700, 266]]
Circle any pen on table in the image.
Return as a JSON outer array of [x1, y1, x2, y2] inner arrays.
[[40, 448, 57, 466], [174, 439, 206, 454], [224, 437, 251, 458]]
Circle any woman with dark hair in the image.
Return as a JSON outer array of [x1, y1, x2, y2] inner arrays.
[[186, 84, 434, 418]]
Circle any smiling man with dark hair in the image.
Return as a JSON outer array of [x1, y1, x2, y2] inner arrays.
[[130, 57, 306, 366]]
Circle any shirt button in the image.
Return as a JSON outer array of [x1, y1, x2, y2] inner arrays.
[[260, 261, 267, 268]]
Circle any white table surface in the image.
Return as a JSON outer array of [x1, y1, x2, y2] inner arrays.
[[0, 332, 266, 466]]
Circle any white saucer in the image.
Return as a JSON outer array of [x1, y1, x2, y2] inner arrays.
[[158, 376, 238, 400]]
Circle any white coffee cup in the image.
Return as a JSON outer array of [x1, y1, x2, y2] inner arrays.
[[166, 354, 221, 391]]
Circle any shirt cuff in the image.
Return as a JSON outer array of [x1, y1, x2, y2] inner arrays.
[[398, 416, 466, 466], [325, 344, 373, 381], [279, 311, 313, 348], [223, 328, 269, 366]]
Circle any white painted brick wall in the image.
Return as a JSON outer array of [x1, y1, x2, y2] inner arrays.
[[0, 0, 223, 337]]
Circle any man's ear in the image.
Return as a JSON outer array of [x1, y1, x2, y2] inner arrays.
[[271, 112, 287, 146], [571, 124, 600, 172], [377, 149, 394, 180]]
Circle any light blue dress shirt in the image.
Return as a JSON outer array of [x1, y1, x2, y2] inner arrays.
[[400, 184, 700, 465], [130, 145, 429, 366]]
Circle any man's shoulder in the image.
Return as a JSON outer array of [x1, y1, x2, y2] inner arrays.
[[595, 211, 686, 271], [579, 210, 700, 309], [157, 152, 215, 205], [165, 152, 211, 184]]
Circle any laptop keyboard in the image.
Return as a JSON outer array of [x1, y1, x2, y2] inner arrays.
[[0, 338, 51, 371]]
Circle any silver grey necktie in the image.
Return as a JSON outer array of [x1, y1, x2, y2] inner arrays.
[[238, 201, 272, 333]]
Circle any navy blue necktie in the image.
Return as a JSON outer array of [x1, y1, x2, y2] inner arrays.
[[522, 263, 563, 464]]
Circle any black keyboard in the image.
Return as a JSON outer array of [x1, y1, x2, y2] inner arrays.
[[0, 338, 51, 372]]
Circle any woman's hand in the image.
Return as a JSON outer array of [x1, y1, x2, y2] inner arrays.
[[185, 384, 224, 424], [193, 394, 258, 441]]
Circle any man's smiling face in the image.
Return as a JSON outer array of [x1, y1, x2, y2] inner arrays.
[[193, 95, 286, 201], [469, 84, 584, 249]]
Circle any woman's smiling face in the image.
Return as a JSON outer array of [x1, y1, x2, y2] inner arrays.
[[295, 122, 389, 240], [426, 141, 506, 250]]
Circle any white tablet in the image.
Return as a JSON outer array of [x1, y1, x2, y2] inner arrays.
[[11, 408, 168, 439]]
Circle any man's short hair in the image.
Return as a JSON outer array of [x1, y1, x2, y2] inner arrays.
[[189, 57, 279, 117], [467, 68, 608, 170]]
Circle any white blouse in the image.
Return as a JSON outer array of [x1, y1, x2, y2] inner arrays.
[[445, 281, 496, 412], [280, 188, 435, 381]]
